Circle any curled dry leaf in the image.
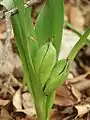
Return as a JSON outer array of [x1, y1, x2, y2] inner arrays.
[[0, 107, 11, 120], [13, 89, 22, 110], [55, 85, 75, 106], [0, 99, 9, 106], [75, 104, 90, 118], [21, 92, 36, 116], [71, 85, 81, 102], [67, 73, 74, 80], [72, 80, 90, 92], [69, 6, 84, 31], [68, 72, 90, 84], [70, 80, 90, 102], [69, 72, 90, 102]]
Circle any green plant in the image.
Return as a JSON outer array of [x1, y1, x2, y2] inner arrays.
[[11, 0, 90, 120]]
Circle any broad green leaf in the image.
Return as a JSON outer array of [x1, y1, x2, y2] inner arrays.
[[0, 0, 14, 10], [11, 14, 33, 92], [44, 60, 69, 94], [35, 0, 64, 57], [51, 59, 67, 77], [34, 42, 56, 88], [39, 42, 56, 87], [34, 42, 49, 76]]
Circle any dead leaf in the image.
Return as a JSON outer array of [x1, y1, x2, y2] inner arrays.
[[71, 85, 81, 102], [0, 99, 9, 106], [11, 111, 26, 120], [21, 92, 36, 116], [72, 80, 90, 91], [21, 116, 36, 120], [75, 104, 90, 118], [55, 85, 75, 106], [0, 19, 6, 33], [55, 95, 74, 106], [13, 89, 22, 110], [69, 6, 84, 31], [68, 72, 90, 84], [0, 107, 11, 120], [50, 109, 64, 120], [0, 32, 6, 40]]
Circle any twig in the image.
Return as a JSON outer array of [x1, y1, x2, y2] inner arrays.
[[0, 0, 41, 21], [6, 0, 41, 16], [0, 11, 11, 64]]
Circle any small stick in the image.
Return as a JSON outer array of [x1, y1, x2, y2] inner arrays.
[[1, 11, 11, 64], [0, 0, 41, 21]]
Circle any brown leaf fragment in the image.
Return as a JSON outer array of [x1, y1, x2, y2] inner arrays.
[[75, 104, 90, 118], [0, 99, 9, 106], [0, 107, 11, 120], [71, 85, 82, 102], [68, 72, 90, 84], [55, 95, 74, 106], [13, 89, 22, 110], [55, 85, 75, 106], [69, 7, 84, 31]]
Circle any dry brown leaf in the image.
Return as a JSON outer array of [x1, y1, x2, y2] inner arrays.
[[21, 92, 36, 116], [21, 116, 36, 120], [71, 85, 81, 102], [72, 80, 90, 91], [18, 109, 36, 116], [69, 6, 84, 31], [13, 89, 22, 110], [0, 99, 9, 106], [68, 72, 90, 83], [55, 95, 74, 106], [55, 85, 75, 106], [50, 109, 64, 120], [67, 73, 74, 80], [0, 107, 11, 120], [0, 32, 6, 40], [0, 19, 6, 33], [75, 104, 90, 118]]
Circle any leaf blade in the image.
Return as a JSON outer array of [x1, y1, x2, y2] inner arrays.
[[35, 0, 64, 57]]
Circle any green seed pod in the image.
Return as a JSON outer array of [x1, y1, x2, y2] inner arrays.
[[44, 59, 69, 94], [33, 42, 56, 88]]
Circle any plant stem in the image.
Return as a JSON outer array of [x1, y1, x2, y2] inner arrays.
[[68, 28, 90, 62], [65, 21, 90, 44], [34, 99, 46, 120]]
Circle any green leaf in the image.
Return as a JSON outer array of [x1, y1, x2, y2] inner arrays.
[[34, 42, 49, 76], [12, 1, 45, 119], [35, 0, 64, 57], [11, 13, 33, 93], [13, 0, 38, 60], [44, 59, 69, 94], [45, 92, 55, 120], [50, 59, 67, 77], [34, 42, 56, 88]]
